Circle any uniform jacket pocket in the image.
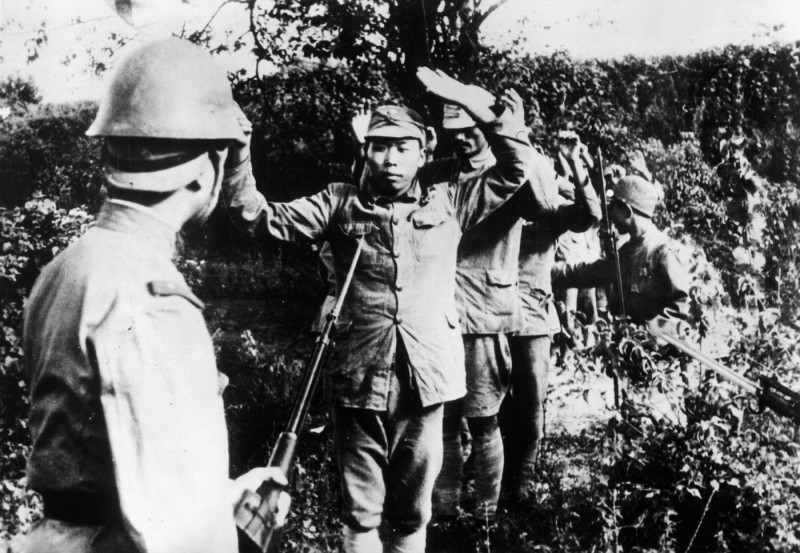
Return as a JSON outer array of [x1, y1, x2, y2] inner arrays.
[[486, 268, 517, 287]]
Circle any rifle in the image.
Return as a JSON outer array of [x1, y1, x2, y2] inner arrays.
[[649, 320, 800, 425], [235, 236, 366, 553], [595, 148, 626, 407]]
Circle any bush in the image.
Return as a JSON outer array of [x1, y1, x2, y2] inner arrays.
[[0, 102, 102, 209], [565, 307, 800, 553], [0, 197, 93, 542]]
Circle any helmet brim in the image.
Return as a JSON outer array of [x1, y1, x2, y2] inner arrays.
[[104, 152, 213, 193]]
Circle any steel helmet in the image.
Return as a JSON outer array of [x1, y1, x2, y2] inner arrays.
[[86, 37, 245, 142]]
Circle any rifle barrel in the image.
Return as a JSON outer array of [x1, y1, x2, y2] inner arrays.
[[652, 330, 760, 395], [286, 235, 365, 435], [596, 148, 626, 317]]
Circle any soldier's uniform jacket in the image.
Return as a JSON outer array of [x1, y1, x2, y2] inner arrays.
[[224, 115, 533, 410], [24, 202, 237, 553], [518, 179, 601, 335], [420, 147, 561, 334], [551, 227, 690, 324]]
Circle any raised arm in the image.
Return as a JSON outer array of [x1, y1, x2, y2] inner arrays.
[[416, 68, 535, 228], [514, 139, 600, 233], [220, 111, 335, 242], [553, 138, 601, 233]]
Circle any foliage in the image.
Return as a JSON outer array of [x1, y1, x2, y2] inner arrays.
[[0, 75, 41, 116], [212, 312, 344, 552], [188, 0, 508, 89], [0, 197, 93, 542], [0, 101, 102, 208], [176, 245, 322, 300], [758, 180, 800, 321], [592, 313, 800, 553]]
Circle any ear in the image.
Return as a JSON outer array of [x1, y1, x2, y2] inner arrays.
[[425, 126, 437, 151]]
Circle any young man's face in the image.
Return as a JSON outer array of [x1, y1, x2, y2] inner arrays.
[[446, 126, 488, 159], [366, 137, 426, 197]]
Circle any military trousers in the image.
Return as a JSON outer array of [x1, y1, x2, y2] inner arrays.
[[501, 334, 551, 497], [331, 340, 443, 553]]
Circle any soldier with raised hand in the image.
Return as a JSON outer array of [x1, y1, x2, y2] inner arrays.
[[551, 175, 690, 325], [21, 38, 288, 553], [427, 88, 561, 522], [222, 68, 535, 553], [503, 133, 601, 505]]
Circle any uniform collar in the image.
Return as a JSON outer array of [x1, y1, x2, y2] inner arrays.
[[361, 178, 422, 207], [98, 200, 179, 258]]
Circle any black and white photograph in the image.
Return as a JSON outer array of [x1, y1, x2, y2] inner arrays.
[[2, 1, 799, 551]]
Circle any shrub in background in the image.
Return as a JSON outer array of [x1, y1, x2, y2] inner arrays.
[[0, 197, 93, 542]]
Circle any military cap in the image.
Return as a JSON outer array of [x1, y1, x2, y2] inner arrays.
[[365, 106, 427, 143], [442, 103, 476, 130], [611, 175, 661, 218], [87, 37, 244, 143]]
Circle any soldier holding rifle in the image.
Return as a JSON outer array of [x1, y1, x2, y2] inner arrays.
[[223, 69, 536, 553], [21, 38, 288, 553], [552, 174, 690, 325]]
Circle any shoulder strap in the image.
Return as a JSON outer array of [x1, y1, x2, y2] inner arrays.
[[147, 280, 204, 309]]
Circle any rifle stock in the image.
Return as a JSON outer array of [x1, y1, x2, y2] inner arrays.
[[236, 236, 366, 553]]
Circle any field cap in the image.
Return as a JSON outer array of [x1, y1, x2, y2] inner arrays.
[[365, 106, 426, 143], [611, 175, 661, 218]]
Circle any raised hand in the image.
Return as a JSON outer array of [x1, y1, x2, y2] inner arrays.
[[349, 104, 371, 146], [627, 150, 652, 182], [498, 88, 525, 125], [416, 67, 496, 124], [225, 104, 253, 170]]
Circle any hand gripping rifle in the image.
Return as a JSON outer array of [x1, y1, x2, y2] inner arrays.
[[235, 236, 366, 553], [595, 148, 626, 407], [649, 319, 800, 425]]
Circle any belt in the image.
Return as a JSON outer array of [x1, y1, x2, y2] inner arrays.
[[42, 491, 123, 525]]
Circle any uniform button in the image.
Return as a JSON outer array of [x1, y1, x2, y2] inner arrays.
[[395, 317, 403, 325], [392, 216, 399, 225], [392, 250, 400, 259], [395, 284, 403, 292]]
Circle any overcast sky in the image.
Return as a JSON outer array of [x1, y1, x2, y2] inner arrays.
[[2, 0, 799, 104]]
